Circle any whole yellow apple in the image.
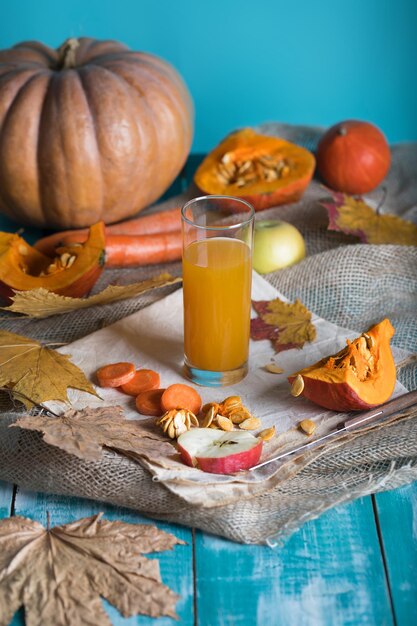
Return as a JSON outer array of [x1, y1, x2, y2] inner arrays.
[[253, 220, 306, 274]]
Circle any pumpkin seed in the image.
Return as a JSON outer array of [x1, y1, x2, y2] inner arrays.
[[66, 255, 76, 268], [237, 160, 252, 174], [264, 363, 284, 374], [299, 419, 316, 436], [228, 408, 252, 425], [222, 396, 242, 412], [362, 333, 375, 350], [173, 413, 185, 429], [258, 155, 275, 166], [202, 405, 215, 428], [202, 402, 220, 414], [60, 252, 72, 267], [189, 412, 199, 427], [239, 416, 262, 430], [258, 426, 276, 442], [167, 422, 176, 439], [291, 374, 305, 397], [221, 152, 233, 164], [175, 422, 188, 437], [217, 416, 234, 432]]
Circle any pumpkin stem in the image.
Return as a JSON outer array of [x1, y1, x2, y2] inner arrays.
[[56, 38, 80, 70], [338, 125, 348, 136]]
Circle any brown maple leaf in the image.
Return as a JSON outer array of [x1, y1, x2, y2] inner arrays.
[[0, 330, 98, 409], [12, 405, 175, 463], [321, 190, 417, 245], [251, 298, 316, 352], [0, 513, 183, 626]]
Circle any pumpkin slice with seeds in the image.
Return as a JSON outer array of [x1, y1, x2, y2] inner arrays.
[[288, 319, 396, 411], [0, 222, 105, 301], [194, 128, 315, 211]]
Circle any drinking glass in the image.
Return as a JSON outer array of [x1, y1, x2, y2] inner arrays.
[[181, 195, 255, 386]]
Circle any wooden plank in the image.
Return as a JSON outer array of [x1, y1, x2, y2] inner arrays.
[[375, 484, 417, 626], [0, 480, 13, 519], [195, 497, 394, 626], [8, 489, 194, 626]]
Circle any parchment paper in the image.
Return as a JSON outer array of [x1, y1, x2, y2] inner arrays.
[[44, 272, 408, 506]]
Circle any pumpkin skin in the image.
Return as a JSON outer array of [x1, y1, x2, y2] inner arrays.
[[0, 38, 193, 229], [194, 129, 315, 211], [316, 120, 391, 194], [0, 221, 105, 301], [288, 319, 396, 411]]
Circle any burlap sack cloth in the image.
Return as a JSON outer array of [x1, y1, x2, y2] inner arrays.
[[0, 124, 416, 545]]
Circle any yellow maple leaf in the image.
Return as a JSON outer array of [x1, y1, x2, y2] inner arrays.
[[0, 330, 98, 408], [2, 273, 181, 318], [251, 298, 316, 352], [322, 191, 417, 245]]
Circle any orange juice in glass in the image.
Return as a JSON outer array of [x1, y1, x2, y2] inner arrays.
[[182, 196, 254, 386]]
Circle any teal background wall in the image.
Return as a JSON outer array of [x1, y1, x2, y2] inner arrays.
[[1, 0, 416, 152]]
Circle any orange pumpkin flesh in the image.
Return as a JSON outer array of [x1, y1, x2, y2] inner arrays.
[[194, 129, 315, 211], [0, 222, 105, 301], [288, 319, 396, 411]]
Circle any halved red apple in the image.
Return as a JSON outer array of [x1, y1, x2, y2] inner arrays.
[[177, 428, 263, 474]]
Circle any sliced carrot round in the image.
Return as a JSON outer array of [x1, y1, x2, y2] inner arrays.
[[135, 388, 166, 416], [160, 383, 202, 415], [121, 369, 161, 396], [96, 362, 135, 388]]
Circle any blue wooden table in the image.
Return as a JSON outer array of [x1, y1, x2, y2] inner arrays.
[[0, 157, 416, 626]]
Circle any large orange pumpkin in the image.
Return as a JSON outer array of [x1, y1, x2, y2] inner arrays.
[[0, 38, 194, 229]]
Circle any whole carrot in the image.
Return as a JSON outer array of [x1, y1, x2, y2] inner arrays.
[[35, 206, 182, 256], [78, 231, 182, 266]]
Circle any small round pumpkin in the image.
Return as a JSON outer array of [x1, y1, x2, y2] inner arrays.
[[0, 38, 194, 229], [316, 120, 390, 194]]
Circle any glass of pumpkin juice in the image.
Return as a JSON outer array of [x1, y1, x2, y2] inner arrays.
[[182, 195, 255, 386]]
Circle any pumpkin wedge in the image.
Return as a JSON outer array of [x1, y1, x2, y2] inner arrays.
[[194, 128, 315, 211], [288, 319, 396, 411], [0, 222, 105, 301]]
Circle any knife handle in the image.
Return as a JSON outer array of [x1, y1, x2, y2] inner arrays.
[[344, 390, 417, 430]]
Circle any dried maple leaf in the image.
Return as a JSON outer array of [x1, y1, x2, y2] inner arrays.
[[0, 330, 98, 409], [321, 190, 417, 245], [12, 405, 175, 462], [2, 273, 181, 318], [0, 513, 183, 626], [251, 298, 316, 352]]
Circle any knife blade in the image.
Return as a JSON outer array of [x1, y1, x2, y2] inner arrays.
[[249, 389, 417, 472]]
